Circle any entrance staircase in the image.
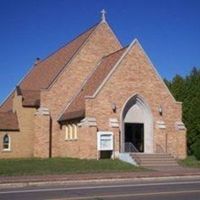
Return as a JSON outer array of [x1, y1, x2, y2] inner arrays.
[[130, 153, 179, 169]]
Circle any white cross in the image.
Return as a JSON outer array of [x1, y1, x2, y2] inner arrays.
[[101, 9, 106, 22]]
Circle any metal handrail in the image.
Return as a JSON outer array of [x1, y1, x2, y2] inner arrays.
[[125, 142, 139, 152]]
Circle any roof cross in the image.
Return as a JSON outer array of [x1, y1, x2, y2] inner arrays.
[[101, 9, 106, 22]]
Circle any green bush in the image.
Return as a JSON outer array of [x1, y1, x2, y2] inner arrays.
[[193, 139, 200, 160]]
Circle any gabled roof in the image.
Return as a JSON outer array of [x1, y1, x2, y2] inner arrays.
[[20, 24, 98, 91], [0, 23, 99, 112], [59, 47, 127, 122], [0, 22, 100, 130], [0, 112, 19, 131]]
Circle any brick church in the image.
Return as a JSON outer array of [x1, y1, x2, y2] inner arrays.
[[0, 12, 187, 163]]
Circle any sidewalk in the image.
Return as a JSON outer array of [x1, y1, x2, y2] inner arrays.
[[0, 167, 200, 189]]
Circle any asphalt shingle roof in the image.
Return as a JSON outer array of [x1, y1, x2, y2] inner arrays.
[[0, 23, 98, 130], [59, 47, 127, 121]]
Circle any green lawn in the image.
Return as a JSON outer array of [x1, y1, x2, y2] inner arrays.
[[0, 157, 143, 176], [179, 156, 200, 168]]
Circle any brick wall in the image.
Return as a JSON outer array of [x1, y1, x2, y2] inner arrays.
[[39, 22, 121, 157], [0, 92, 36, 158], [0, 26, 186, 160], [85, 41, 187, 159], [34, 108, 51, 158]]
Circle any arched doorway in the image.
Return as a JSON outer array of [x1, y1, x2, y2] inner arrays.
[[121, 94, 153, 153]]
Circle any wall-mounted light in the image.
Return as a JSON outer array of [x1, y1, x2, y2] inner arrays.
[[111, 102, 117, 113], [158, 105, 163, 116]]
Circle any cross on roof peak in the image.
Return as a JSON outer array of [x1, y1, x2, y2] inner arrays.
[[101, 9, 106, 22]]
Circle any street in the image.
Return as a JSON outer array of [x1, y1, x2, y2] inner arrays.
[[0, 177, 200, 200]]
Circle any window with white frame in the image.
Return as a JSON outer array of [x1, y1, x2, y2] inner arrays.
[[65, 123, 78, 140], [3, 134, 11, 151], [72, 124, 78, 140]]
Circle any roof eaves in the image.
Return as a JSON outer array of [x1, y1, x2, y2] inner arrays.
[[0, 128, 20, 131], [58, 109, 85, 122], [16, 86, 22, 96]]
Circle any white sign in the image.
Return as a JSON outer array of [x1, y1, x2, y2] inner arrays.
[[97, 131, 113, 151]]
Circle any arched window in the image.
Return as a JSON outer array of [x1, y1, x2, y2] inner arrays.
[[3, 134, 10, 150]]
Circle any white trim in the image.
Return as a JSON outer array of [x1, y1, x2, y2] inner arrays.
[[156, 121, 166, 129], [73, 124, 78, 139], [120, 94, 154, 153], [69, 124, 73, 140], [65, 125, 69, 140], [2, 134, 11, 151], [35, 107, 50, 116], [78, 117, 97, 127], [64, 123, 78, 141], [109, 118, 119, 128], [97, 131, 113, 151], [175, 121, 186, 131]]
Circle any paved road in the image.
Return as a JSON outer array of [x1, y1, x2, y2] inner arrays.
[[0, 177, 200, 200]]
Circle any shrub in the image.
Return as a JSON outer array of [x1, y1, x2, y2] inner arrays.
[[193, 139, 200, 160]]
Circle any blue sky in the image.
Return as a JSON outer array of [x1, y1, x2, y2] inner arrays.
[[0, 0, 200, 104]]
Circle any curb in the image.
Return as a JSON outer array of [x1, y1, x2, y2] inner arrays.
[[1, 174, 200, 189]]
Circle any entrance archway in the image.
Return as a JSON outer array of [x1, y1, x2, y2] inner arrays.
[[121, 94, 153, 153]]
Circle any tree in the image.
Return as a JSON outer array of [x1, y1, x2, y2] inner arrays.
[[164, 67, 200, 156]]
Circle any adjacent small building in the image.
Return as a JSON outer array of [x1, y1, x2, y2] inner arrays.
[[0, 13, 187, 163]]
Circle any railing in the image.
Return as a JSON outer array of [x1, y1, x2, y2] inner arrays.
[[156, 143, 165, 153], [125, 142, 139, 152]]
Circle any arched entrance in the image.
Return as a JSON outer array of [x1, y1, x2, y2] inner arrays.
[[121, 94, 153, 153]]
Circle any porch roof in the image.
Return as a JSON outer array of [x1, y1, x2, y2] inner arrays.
[[59, 47, 127, 122]]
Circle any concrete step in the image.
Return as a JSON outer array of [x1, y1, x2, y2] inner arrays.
[[130, 153, 179, 168], [137, 161, 179, 166], [130, 153, 172, 158], [141, 164, 180, 169], [138, 160, 178, 164], [130, 156, 175, 162]]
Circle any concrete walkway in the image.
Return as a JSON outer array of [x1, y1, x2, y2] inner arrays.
[[0, 166, 199, 189]]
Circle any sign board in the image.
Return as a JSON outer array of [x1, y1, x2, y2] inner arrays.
[[97, 131, 113, 151]]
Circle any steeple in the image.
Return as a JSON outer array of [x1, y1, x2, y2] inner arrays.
[[101, 9, 106, 23]]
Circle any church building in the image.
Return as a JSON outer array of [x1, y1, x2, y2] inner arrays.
[[0, 12, 187, 165]]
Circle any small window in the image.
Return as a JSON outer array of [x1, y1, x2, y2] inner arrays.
[[65, 123, 78, 141], [3, 134, 10, 151], [65, 126, 69, 140], [69, 125, 73, 140], [72, 124, 78, 140]]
